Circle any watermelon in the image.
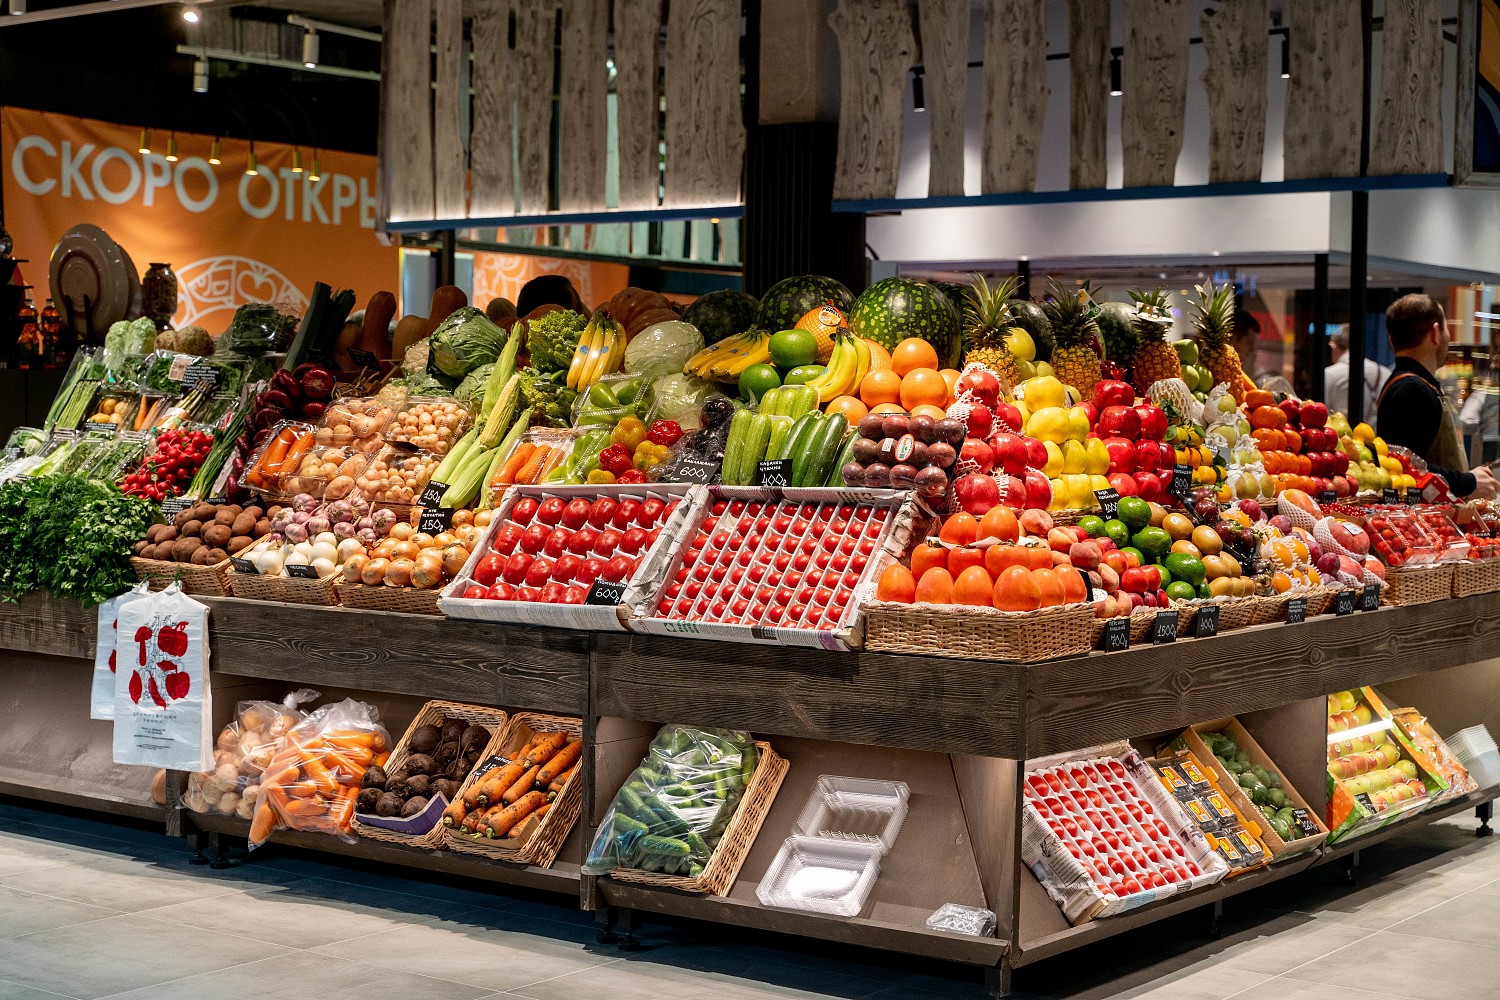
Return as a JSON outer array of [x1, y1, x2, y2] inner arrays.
[[684, 289, 759, 345], [754, 275, 855, 332], [1008, 298, 1055, 362], [849, 277, 963, 367], [1095, 301, 1138, 363]]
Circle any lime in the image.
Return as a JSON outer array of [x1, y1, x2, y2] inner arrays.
[[783, 364, 826, 386], [1116, 495, 1152, 531], [1131, 527, 1171, 557], [738, 363, 782, 402], [1197, 582, 1213, 599], [1163, 552, 1206, 586], [1077, 515, 1106, 538], [1156, 564, 1172, 587], [769, 329, 819, 369], [1166, 580, 1197, 602], [1102, 519, 1131, 547]]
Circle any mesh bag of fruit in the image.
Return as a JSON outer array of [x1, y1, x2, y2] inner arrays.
[[584, 725, 758, 878]]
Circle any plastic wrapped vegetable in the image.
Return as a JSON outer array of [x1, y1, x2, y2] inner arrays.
[[651, 373, 717, 430], [548, 426, 612, 484], [517, 367, 579, 426], [584, 725, 759, 878], [184, 689, 318, 819], [623, 320, 704, 378], [103, 317, 157, 369], [218, 303, 297, 357], [248, 697, 390, 847], [426, 307, 508, 380]]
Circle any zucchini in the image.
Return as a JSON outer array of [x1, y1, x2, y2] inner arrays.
[[770, 411, 820, 463], [798, 412, 848, 487]]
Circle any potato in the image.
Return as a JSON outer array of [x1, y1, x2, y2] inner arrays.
[[134, 540, 151, 556], [152, 541, 176, 560], [145, 523, 163, 544], [190, 546, 210, 565], [227, 536, 254, 555], [192, 503, 217, 522], [200, 524, 229, 548], [181, 519, 203, 538], [231, 512, 258, 536], [214, 508, 237, 526], [172, 537, 201, 562], [173, 508, 194, 529], [254, 519, 272, 536], [206, 548, 229, 564]]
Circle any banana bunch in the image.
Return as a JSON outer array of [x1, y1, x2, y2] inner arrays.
[[566, 309, 627, 391], [683, 329, 771, 381], [804, 333, 870, 404]]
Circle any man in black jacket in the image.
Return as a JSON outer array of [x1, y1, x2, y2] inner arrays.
[[1376, 294, 1497, 500]]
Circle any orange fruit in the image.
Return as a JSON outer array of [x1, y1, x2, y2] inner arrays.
[[900, 368, 949, 410], [891, 338, 940, 377], [1056, 565, 1089, 603], [993, 565, 1042, 612], [1025, 545, 1055, 571], [952, 566, 995, 607], [859, 369, 903, 407], [1245, 389, 1274, 409], [985, 544, 1030, 577], [1271, 571, 1292, 594], [864, 338, 893, 372], [908, 403, 949, 421], [825, 395, 869, 423], [1032, 568, 1066, 608], [978, 506, 1020, 544], [869, 402, 907, 415], [1283, 429, 1302, 454], [939, 368, 962, 399], [939, 511, 979, 546], [875, 564, 915, 603], [948, 546, 985, 577], [911, 543, 949, 579], [915, 567, 954, 604]]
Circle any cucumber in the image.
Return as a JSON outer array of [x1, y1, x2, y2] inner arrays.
[[618, 783, 647, 816], [611, 812, 650, 837], [737, 413, 773, 485], [831, 427, 860, 486], [788, 413, 826, 485], [770, 411, 820, 463], [784, 384, 818, 419], [760, 416, 793, 478], [681, 831, 711, 857], [639, 834, 692, 858], [720, 408, 752, 486], [794, 413, 847, 486], [758, 386, 784, 417]]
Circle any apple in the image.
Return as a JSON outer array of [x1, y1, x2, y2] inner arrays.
[[1092, 380, 1134, 411], [956, 368, 1001, 407], [949, 400, 994, 439], [959, 438, 995, 474], [1278, 398, 1303, 427], [1135, 439, 1169, 471], [993, 399, 1024, 433], [1022, 468, 1052, 509], [1121, 567, 1148, 593], [1107, 472, 1140, 497], [1023, 436, 1049, 470], [991, 432, 1029, 475], [1134, 403, 1169, 441], [994, 472, 1029, 509], [1133, 471, 1166, 503], [1102, 437, 1139, 474], [1097, 405, 1142, 440], [953, 473, 1002, 515], [1239, 498, 1264, 522]]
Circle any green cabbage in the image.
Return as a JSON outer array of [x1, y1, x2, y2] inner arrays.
[[455, 363, 494, 410], [427, 307, 507, 379], [103, 318, 156, 370], [624, 320, 704, 377]]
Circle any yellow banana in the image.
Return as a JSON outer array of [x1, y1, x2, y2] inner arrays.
[[685, 332, 752, 378], [714, 338, 771, 380], [565, 318, 598, 389], [596, 321, 627, 384], [807, 335, 856, 403], [580, 315, 625, 389], [849, 334, 871, 395]]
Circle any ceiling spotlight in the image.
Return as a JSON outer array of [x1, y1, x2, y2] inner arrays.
[[1109, 51, 1123, 97], [302, 28, 319, 68], [309, 152, 321, 182], [912, 68, 925, 113], [165, 133, 179, 162], [138, 128, 152, 154], [292, 147, 304, 173], [208, 138, 221, 165], [245, 141, 258, 176], [181, 3, 199, 22], [193, 58, 209, 93]]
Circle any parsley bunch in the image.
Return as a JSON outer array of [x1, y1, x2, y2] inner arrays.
[[0, 477, 157, 606]]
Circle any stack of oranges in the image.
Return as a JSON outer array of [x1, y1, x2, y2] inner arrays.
[[822, 338, 961, 423]]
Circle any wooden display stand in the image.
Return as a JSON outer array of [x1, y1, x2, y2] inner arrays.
[[0, 592, 1497, 997]]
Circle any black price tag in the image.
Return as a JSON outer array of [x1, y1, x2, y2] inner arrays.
[[1194, 604, 1220, 638], [348, 348, 379, 371], [1383, 488, 1399, 503], [1151, 610, 1179, 644], [585, 580, 627, 606], [1170, 465, 1194, 499], [418, 507, 453, 533], [418, 481, 449, 508], [1361, 583, 1381, 611], [758, 458, 793, 489], [230, 557, 256, 574], [160, 496, 192, 515], [181, 361, 222, 391], [1099, 617, 1130, 652], [677, 457, 717, 484], [1334, 589, 1356, 616], [1286, 597, 1307, 624], [285, 563, 321, 579], [1319, 489, 1337, 505], [1094, 488, 1121, 520]]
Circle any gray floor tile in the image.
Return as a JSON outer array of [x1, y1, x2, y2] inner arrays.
[[1106, 966, 1269, 1000], [0, 885, 120, 940], [505, 948, 875, 1000], [0, 855, 250, 913], [307, 909, 618, 992], [0, 978, 76, 1000], [1210, 911, 1379, 975], [0, 913, 290, 1000], [1283, 930, 1500, 1000], [1302, 871, 1480, 930], [99, 950, 493, 1000], [0, 835, 101, 878], [1228, 980, 1422, 1000], [1386, 890, 1500, 948]]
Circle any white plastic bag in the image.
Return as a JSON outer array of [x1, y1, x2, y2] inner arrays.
[[112, 583, 213, 771], [90, 581, 152, 721]]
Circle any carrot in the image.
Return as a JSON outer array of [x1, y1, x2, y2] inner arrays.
[[466, 762, 523, 809], [484, 790, 548, 837], [268, 432, 315, 483], [282, 798, 328, 818], [248, 798, 277, 843], [441, 796, 469, 828], [535, 448, 567, 481], [247, 428, 295, 488], [323, 730, 386, 751], [493, 443, 535, 487], [372, 751, 391, 768], [460, 808, 486, 833], [536, 740, 581, 785], [501, 765, 540, 805], [523, 732, 567, 767], [283, 779, 320, 798], [301, 757, 339, 796], [535, 802, 552, 819], [513, 445, 552, 485], [548, 763, 579, 794]]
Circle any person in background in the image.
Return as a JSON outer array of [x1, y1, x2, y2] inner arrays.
[[516, 274, 585, 316], [1324, 325, 1390, 428], [1376, 294, 1498, 500], [1231, 310, 1260, 377]]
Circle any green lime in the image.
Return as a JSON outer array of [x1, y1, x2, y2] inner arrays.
[[738, 363, 782, 402], [1131, 527, 1171, 557], [783, 364, 826, 386], [1116, 495, 1152, 531], [1163, 552, 1206, 586], [769, 329, 819, 369], [1077, 515, 1106, 538], [1156, 564, 1172, 587], [1165, 580, 1197, 602], [1103, 519, 1131, 547], [1197, 582, 1213, 599]]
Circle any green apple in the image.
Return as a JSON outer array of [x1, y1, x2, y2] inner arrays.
[[1174, 339, 1200, 365]]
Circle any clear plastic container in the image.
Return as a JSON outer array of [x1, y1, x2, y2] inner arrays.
[[1411, 507, 1472, 562], [793, 776, 909, 854], [386, 396, 471, 455], [278, 445, 368, 501], [756, 835, 882, 917], [316, 396, 393, 454], [354, 445, 441, 507], [1364, 509, 1439, 567]]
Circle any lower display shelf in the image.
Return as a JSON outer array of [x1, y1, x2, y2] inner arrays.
[[184, 809, 583, 897], [0, 766, 164, 823]]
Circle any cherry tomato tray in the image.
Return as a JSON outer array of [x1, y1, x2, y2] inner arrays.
[[1022, 742, 1230, 925], [623, 486, 917, 651], [438, 484, 704, 631]]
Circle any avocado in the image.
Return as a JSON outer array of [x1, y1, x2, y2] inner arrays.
[[1270, 817, 1291, 840], [1266, 788, 1290, 810], [1237, 772, 1260, 790], [1264, 770, 1282, 788]]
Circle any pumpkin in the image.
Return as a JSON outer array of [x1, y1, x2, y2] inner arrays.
[[607, 287, 681, 338]]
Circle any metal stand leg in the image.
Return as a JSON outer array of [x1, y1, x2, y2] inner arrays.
[[187, 831, 208, 865], [1206, 899, 1224, 938], [594, 905, 620, 944], [1344, 850, 1360, 886], [619, 907, 643, 951], [206, 831, 235, 870], [985, 960, 1012, 998], [1477, 800, 1493, 838]]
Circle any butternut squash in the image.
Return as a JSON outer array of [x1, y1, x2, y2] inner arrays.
[[422, 285, 469, 338], [358, 290, 398, 358], [390, 315, 429, 364], [333, 321, 362, 370]]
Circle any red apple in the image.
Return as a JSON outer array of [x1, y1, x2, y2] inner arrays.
[[1097, 405, 1141, 440], [959, 438, 995, 474], [1023, 437, 1049, 470], [956, 367, 1001, 408], [994, 472, 1029, 509], [1092, 380, 1135, 411], [1073, 401, 1098, 430], [953, 473, 1002, 515], [1121, 566, 1148, 593], [1132, 471, 1165, 503], [1107, 472, 1140, 497], [1022, 469, 1052, 509], [994, 399, 1023, 433], [1102, 437, 1139, 474], [1133, 404, 1168, 441], [990, 432, 1029, 475], [1278, 398, 1303, 427]]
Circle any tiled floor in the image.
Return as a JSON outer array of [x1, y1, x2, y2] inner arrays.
[[0, 800, 1498, 999]]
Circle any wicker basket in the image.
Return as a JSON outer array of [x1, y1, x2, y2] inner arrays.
[[610, 740, 788, 896], [1453, 560, 1500, 598], [336, 582, 443, 615], [862, 600, 1094, 662], [1303, 585, 1342, 617], [1384, 564, 1457, 606], [353, 700, 509, 848], [1171, 595, 1259, 637], [1087, 607, 1160, 648], [131, 556, 234, 596], [230, 568, 340, 606], [442, 712, 584, 868], [1248, 592, 1293, 626]]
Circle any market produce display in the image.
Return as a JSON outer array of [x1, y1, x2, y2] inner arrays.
[[442, 728, 581, 840], [185, 691, 317, 819], [359, 710, 495, 822], [134, 500, 275, 564], [1147, 751, 1268, 875], [1325, 688, 1447, 843]]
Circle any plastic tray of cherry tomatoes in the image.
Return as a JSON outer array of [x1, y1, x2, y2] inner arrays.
[[623, 486, 917, 651], [1022, 743, 1230, 925], [438, 484, 705, 630]]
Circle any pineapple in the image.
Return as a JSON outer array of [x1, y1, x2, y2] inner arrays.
[[1191, 280, 1244, 402], [1128, 287, 1182, 394], [962, 275, 1026, 389], [1043, 279, 1103, 397]]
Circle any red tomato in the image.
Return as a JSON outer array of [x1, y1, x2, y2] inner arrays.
[[473, 553, 506, 587], [594, 528, 623, 557], [577, 559, 604, 585], [524, 557, 555, 588], [491, 524, 524, 555], [613, 499, 641, 529], [502, 552, 535, 584], [603, 555, 633, 582], [589, 498, 619, 528], [539, 582, 566, 603], [520, 523, 550, 554], [569, 528, 599, 555], [486, 582, 515, 600], [462, 585, 487, 599], [562, 585, 587, 604], [535, 498, 566, 526], [513, 586, 541, 601], [620, 527, 650, 555], [562, 499, 592, 529], [511, 497, 539, 525], [638, 497, 665, 527], [543, 528, 572, 558]]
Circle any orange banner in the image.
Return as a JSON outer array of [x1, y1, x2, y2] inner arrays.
[[469, 250, 628, 313], [1, 107, 397, 333]]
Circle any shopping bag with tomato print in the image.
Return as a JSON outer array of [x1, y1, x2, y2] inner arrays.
[[90, 580, 152, 721], [112, 583, 214, 771]]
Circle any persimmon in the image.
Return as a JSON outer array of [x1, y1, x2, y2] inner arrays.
[[952, 566, 994, 607], [915, 567, 954, 604], [875, 564, 915, 603]]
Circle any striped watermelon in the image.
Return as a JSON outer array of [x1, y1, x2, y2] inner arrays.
[[849, 278, 963, 367], [1008, 297, 1055, 362], [684, 289, 759, 345], [754, 275, 855, 332]]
